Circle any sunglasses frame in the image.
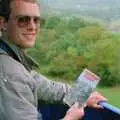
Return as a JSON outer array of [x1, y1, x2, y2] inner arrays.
[[15, 15, 40, 28]]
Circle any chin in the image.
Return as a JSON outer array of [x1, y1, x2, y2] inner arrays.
[[21, 37, 36, 48], [21, 42, 35, 49], [26, 44, 35, 48]]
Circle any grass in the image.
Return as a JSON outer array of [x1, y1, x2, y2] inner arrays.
[[97, 87, 120, 108]]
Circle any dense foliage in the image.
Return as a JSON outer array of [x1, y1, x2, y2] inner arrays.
[[28, 16, 120, 86]]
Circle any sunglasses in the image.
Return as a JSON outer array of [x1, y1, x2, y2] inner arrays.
[[15, 15, 40, 28]]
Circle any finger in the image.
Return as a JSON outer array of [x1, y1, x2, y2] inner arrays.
[[92, 104, 104, 109], [79, 107, 84, 115], [96, 95, 108, 101], [71, 102, 79, 108], [93, 92, 107, 100]]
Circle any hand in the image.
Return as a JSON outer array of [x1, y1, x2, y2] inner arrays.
[[63, 102, 84, 120], [86, 91, 107, 109]]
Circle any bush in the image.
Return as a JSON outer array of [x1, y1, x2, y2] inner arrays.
[[28, 16, 120, 87]]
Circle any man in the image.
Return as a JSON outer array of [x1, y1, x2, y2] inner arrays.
[[0, 0, 106, 120]]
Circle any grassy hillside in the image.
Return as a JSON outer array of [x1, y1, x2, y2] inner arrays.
[[97, 87, 120, 108]]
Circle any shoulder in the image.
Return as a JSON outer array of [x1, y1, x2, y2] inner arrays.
[[0, 54, 29, 77], [0, 48, 8, 54], [0, 54, 35, 89]]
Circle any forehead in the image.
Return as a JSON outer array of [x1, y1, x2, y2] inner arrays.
[[10, 1, 40, 16]]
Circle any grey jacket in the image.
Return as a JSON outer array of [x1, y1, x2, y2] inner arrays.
[[0, 40, 70, 120]]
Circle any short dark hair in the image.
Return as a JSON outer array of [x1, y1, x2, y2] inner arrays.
[[0, 0, 10, 21], [0, 0, 40, 21]]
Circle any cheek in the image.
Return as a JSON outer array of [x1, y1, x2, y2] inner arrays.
[[7, 22, 17, 37], [13, 27, 23, 40], [7, 23, 22, 44]]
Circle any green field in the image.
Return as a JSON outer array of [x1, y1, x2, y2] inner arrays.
[[97, 87, 120, 108]]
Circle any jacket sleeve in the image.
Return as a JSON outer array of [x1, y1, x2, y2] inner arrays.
[[0, 56, 41, 120], [31, 70, 71, 103]]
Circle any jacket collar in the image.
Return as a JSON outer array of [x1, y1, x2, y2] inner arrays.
[[3, 39, 23, 61], [0, 39, 39, 71]]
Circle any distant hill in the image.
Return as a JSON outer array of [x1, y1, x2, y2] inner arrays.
[[40, 0, 120, 21], [41, 0, 120, 9]]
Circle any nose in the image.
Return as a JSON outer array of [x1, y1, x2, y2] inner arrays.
[[27, 19, 36, 30]]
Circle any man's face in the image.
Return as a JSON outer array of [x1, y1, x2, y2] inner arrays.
[[6, 1, 40, 48]]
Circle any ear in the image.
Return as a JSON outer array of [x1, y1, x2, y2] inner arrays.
[[0, 16, 7, 31]]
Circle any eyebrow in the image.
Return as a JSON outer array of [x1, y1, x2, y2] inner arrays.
[[15, 14, 40, 17]]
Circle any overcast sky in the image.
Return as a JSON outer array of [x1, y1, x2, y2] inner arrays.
[[41, 0, 119, 10]]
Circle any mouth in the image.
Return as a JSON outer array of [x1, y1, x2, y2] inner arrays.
[[23, 33, 36, 36], [22, 33, 36, 40]]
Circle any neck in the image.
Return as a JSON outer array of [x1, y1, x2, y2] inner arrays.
[[1, 31, 27, 53], [1, 31, 8, 40]]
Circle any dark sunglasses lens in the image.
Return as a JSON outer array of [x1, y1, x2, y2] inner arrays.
[[17, 16, 40, 27], [17, 16, 30, 27], [34, 17, 40, 25]]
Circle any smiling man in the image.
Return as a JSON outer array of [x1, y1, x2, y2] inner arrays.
[[3, 0, 40, 48], [0, 0, 106, 120]]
